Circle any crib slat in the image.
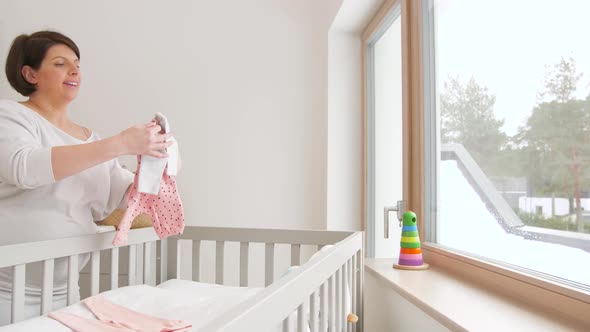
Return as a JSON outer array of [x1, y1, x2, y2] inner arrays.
[[356, 250, 363, 332], [336, 267, 342, 332], [144, 242, 156, 286], [282, 313, 294, 332], [350, 255, 358, 331], [11, 264, 25, 323], [216, 241, 225, 285], [347, 259, 352, 332], [320, 282, 328, 332], [192, 240, 201, 281], [160, 239, 168, 283], [290, 244, 301, 266], [344, 264, 349, 331], [310, 290, 319, 332], [41, 259, 54, 315], [150, 241, 157, 285], [175, 240, 182, 279], [143, 242, 151, 285], [90, 251, 100, 296], [168, 238, 178, 279], [128, 245, 137, 286], [265, 243, 275, 286], [175, 239, 192, 280], [136, 244, 144, 284], [329, 275, 336, 331], [67, 255, 78, 305], [239, 242, 249, 287], [297, 301, 307, 332], [111, 247, 119, 289]]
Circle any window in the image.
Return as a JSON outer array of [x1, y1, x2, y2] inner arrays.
[[424, 0, 590, 291]]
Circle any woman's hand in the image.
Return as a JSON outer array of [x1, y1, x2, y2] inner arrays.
[[117, 122, 174, 158]]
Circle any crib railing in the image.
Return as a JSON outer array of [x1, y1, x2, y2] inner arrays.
[[0, 227, 161, 323], [171, 227, 355, 286], [0, 226, 363, 332], [197, 231, 364, 332]]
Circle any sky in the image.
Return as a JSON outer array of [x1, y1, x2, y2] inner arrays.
[[437, 0, 590, 136]]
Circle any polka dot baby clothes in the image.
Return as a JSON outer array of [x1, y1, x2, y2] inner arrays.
[[112, 156, 185, 246]]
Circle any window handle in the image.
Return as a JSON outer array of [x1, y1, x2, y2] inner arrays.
[[384, 200, 406, 239]]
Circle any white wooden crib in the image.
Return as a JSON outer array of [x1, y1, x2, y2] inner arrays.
[[0, 226, 364, 331]]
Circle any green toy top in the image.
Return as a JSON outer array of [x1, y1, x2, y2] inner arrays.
[[402, 211, 417, 226]]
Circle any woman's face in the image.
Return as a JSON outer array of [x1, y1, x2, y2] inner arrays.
[[26, 44, 81, 102]]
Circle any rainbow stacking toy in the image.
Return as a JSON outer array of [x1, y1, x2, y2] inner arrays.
[[393, 211, 429, 270]]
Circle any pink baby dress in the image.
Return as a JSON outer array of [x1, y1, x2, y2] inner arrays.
[[112, 156, 185, 246]]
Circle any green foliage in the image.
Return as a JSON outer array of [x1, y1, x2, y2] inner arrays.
[[441, 57, 590, 232], [517, 99, 590, 196], [440, 76, 507, 175], [516, 57, 590, 232], [491, 146, 528, 177], [537, 56, 583, 103], [517, 211, 590, 233]]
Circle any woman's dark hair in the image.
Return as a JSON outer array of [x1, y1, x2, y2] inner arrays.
[[5, 31, 80, 96]]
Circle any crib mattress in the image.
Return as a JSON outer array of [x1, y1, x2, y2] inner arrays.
[[0, 279, 263, 331]]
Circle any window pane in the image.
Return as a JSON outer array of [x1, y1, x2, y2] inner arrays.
[[429, 0, 590, 288]]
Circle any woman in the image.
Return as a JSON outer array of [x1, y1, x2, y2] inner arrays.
[[0, 31, 173, 325]]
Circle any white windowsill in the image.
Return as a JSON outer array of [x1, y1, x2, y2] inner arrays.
[[365, 258, 588, 331]]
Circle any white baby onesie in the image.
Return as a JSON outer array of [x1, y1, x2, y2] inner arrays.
[[137, 112, 179, 194]]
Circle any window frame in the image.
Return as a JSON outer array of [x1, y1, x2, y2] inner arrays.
[[362, 0, 403, 258], [363, 0, 590, 325]]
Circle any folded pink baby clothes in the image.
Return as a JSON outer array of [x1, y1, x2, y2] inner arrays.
[[112, 156, 185, 246], [48, 294, 191, 332]]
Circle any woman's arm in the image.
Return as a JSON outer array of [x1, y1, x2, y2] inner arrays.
[[51, 135, 125, 181], [51, 123, 173, 181]]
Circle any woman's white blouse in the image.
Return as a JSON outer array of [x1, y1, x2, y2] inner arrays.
[[0, 99, 134, 324]]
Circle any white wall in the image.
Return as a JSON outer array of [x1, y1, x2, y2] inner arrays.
[[0, 0, 343, 230], [327, 31, 363, 231], [327, 0, 384, 231]]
